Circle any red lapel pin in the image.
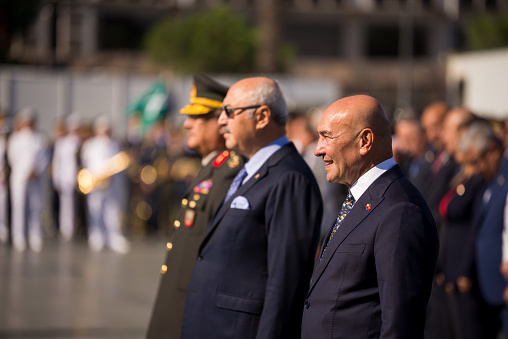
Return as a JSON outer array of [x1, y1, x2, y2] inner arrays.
[[366, 204, 371, 211]]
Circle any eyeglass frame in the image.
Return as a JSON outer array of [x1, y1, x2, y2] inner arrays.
[[220, 105, 261, 118]]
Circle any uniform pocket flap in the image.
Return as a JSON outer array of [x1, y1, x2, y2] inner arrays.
[[216, 293, 263, 315]]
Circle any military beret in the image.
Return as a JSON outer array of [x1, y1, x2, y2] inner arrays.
[[179, 73, 229, 116]]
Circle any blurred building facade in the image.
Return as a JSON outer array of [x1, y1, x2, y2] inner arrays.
[[7, 0, 508, 112]]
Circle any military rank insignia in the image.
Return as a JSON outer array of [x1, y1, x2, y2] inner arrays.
[[184, 209, 195, 228], [227, 151, 240, 168], [193, 179, 213, 194], [213, 150, 230, 167]]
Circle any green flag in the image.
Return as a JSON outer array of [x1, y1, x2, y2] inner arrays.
[[127, 79, 169, 132]]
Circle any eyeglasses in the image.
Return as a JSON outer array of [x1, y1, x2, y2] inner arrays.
[[220, 105, 261, 118]]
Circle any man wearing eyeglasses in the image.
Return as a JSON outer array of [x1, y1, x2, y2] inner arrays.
[[147, 73, 245, 339], [181, 77, 323, 339]]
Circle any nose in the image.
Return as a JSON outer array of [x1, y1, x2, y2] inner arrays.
[[314, 137, 324, 157], [183, 117, 193, 129], [218, 109, 228, 126]]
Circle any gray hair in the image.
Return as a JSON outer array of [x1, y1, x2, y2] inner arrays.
[[236, 79, 288, 126], [459, 121, 502, 155]]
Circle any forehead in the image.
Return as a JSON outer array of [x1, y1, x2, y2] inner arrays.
[[224, 81, 251, 105], [318, 107, 350, 132]]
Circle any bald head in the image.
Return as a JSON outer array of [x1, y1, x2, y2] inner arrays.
[[315, 95, 393, 186], [326, 95, 392, 152]]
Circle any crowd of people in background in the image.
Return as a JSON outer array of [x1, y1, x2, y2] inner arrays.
[[393, 102, 508, 338], [0, 95, 508, 338], [0, 106, 201, 253]]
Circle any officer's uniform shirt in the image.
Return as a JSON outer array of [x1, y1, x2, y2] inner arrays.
[[147, 149, 245, 339]]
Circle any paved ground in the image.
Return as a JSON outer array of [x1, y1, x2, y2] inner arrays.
[[0, 237, 166, 339]]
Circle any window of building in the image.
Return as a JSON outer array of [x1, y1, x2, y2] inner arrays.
[[286, 23, 340, 57]]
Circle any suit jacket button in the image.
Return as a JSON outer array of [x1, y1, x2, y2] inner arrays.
[[304, 300, 310, 309], [197, 255, 203, 261]]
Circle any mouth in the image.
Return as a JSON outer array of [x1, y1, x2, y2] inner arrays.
[[323, 158, 333, 169]]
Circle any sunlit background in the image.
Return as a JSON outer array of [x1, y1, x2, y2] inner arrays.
[[0, 0, 507, 338]]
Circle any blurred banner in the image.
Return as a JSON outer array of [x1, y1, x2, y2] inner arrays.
[[127, 78, 170, 133]]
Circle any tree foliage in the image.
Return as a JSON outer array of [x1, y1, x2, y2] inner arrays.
[[144, 5, 258, 73], [465, 11, 508, 51]]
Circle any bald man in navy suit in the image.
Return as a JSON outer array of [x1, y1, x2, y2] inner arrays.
[[301, 95, 439, 338]]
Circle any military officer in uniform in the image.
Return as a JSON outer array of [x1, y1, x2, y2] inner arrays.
[[146, 73, 245, 339]]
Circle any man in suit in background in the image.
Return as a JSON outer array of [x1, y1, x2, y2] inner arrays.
[[302, 95, 439, 338], [147, 73, 245, 339], [181, 77, 323, 339], [460, 121, 508, 338]]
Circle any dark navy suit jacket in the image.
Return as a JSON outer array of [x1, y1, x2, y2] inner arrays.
[[475, 156, 508, 306], [301, 165, 439, 339], [181, 143, 323, 339]]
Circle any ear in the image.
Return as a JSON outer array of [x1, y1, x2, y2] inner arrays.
[[358, 128, 374, 156], [255, 105, 270, 130]]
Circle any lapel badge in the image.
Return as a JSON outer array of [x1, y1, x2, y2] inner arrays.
[[366, 203, 371, 211], [255, 173, 260, 179]]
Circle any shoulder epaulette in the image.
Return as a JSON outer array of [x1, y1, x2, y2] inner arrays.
[[212, 150, 230, 167]]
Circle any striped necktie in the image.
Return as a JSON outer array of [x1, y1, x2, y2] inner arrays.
[[321, 192, 355, 259], [224, 167, 247, 202]]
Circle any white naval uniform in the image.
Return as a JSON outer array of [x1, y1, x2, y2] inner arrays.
[[80, 135, 129, 253], [0, 133, 8, 243], [52, 133, 80, 241], [7, 128, 49, 251]]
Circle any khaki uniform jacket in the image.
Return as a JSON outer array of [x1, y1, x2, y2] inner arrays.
[[147, 149, 245, 339]]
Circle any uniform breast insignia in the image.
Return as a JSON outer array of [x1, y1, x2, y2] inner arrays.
[[227, 151, 240, 168], [193, 179, 213, 194], [184, 209, 196, 228], [212, 150, 230, 167]]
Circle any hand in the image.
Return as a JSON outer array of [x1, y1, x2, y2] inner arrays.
[[503, 287, 508, 306], [456, 276, 472, 294], [445, 282, 455, 294], [500, 262, 508, 280], [28, 169, 38, 181], [435, 272, 445, 286]]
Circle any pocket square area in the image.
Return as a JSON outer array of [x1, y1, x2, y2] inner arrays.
[[230, 196, 250, 210]]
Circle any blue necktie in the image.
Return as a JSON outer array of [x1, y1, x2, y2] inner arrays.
[[224, 167, 247, 202], [321, 192, 355, 259]]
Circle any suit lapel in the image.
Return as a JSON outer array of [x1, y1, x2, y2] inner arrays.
[[478, 157, 508, 226], [199, 143, 297, 251], [307, 166, 403, 296]]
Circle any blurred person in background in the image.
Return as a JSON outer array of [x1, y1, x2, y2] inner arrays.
[[393, 115, 431, 194], [438, 108, 487, 339], [52, 114, 82, 242], [80, 116, 130, 254], [147, 73, 245, 339], [286, 110, 344, 241], [460, 121, 508, 338], [0, 112, 9, 244], [420, 101, 460, 339], [7, 107, 50, 252]]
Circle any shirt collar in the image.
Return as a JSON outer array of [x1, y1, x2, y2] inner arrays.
[[350, 158, 396, 201], [243, 136, 289, 183], [201, 150, 219, 166]]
